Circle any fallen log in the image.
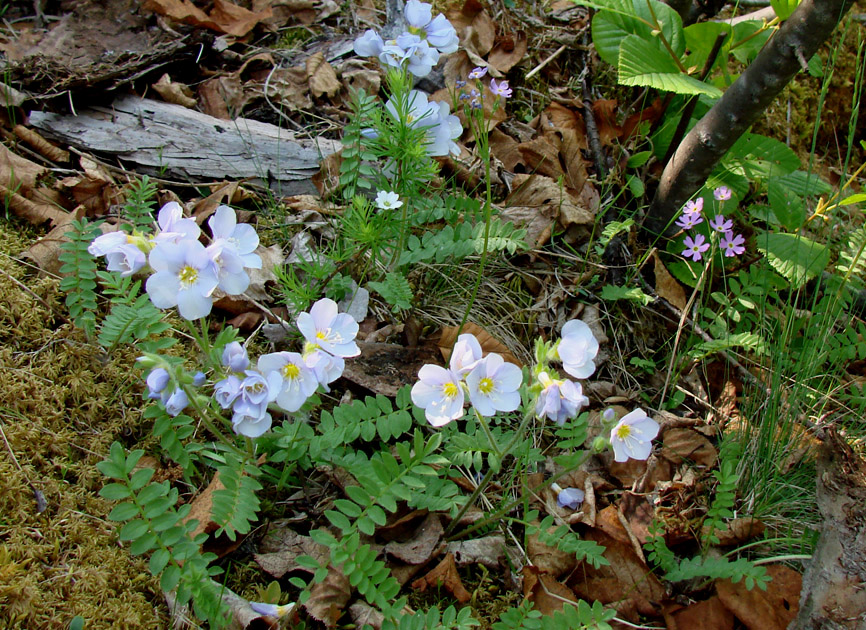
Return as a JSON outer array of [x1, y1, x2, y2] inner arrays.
[[29, 95, 339, 196]]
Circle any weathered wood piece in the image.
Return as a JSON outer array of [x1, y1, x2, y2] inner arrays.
[[29, 95, 339, 195]]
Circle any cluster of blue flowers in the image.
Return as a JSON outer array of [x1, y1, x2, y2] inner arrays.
[[353, 0, 462, 157], [88, 202, 262, 320]]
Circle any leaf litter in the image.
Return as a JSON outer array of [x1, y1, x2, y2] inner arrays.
[[1, 0, 864, 628]]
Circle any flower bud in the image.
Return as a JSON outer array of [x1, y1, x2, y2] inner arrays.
[[591, 436, 609, 453]]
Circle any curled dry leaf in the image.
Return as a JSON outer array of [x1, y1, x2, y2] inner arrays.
[[254, 522, 330, 579], [716, 564, 801, 630], [446, 535, 507, 570], [143, 0, 272, 37], [665, 596, 735, 630], [12, 125, 69, 163], [523, 565, 579, 617], [152, 73, 197, 109], [438, 322, 521, 367], [527, 519, 577, 578], [411, 553, 471, 603], [703, 516, 765, 547], [661, 428, 718, 469], [653, 250, 687, 312], [304, 566, 352, 628], [384, 513, 444, 565], [306, 52, 341, 99], [488, 31, 528, 75]]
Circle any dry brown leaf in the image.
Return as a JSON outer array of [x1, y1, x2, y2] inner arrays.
[[306, 52, 341, 99], [348, 602, 384, 630], [592, 99, 621, 145], [304, 566, 352, 628], [703, 516, 765, 547], [262, 66, 314, 111], [488, 31, 528, 74], [192, 181, 249, 220], [716, 564, 801, 630], [152, 73, 197, 109], [653, 251, 687, 311], [341, 342, 441, 397], [446, 536, 507, 570], [523, 565, 579, 616], [384, 513, 444, 565], [342, 60, 381, 95], [411, 553, 471, 603], [527, 520, 577, 578], [489, 129, 525, 171], [568, 529, 665, 620], [21, 211, 79, 274], [666, 596, 735, 630], [254, 522, 330, 579], [198, 74, 245, 120], [439, 322, 521, 367], [182, 471, 225, 541], [143, 0, 272, 37], [12, 125, 69, 163], [0, 142, 46, 191], [661, 428, 718, 468], [501, 174, 595, 247]]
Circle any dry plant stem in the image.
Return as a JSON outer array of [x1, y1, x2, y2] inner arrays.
[[524, 44, 567, 80], [645, 0, 857, 236], [659, 249, 711, 406]]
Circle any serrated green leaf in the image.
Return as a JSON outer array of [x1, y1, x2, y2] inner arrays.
[[585, 0, 685, 68], [618, 35, 722, 97], [756, 232, 830, 288], [683, 22, 731, 73]]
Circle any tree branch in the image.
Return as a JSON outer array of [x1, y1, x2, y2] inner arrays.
[[643, 0, 856, 237]]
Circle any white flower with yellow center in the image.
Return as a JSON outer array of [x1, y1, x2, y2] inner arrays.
[[411, 365, 465, 427], [146, 240, 218, 320], [258, 352, 318, 412], [609, 408, 660, 462], [466, 353, 522, 417]]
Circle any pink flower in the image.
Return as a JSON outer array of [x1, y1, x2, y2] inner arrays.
[[720, 231, 746, 257], [489, 78, 512, 98], [468, 66, 488, 79], [709, 215, 733, 233], [714, 186, 732, 201], [682, 234, 710, 262], [676, 212, 703, 230], [682, 198, 704, 215]]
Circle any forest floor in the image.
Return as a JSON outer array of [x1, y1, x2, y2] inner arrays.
[[1, 0, 866, 629]]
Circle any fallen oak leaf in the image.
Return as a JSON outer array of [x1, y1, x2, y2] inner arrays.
[[411, 552, 471, 603], [303, 566, 352, 628]]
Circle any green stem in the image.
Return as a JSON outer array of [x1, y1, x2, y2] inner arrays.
[[645, 0, 689, 73]]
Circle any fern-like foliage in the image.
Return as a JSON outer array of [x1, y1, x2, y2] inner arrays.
[[702, 459, 738, 548], [664, 555, 769, 590], [368, 272, 414, 313], [472, 220, 528, 256], [98, 293, 173, 353], [644, 520, 677, 574], [825, 321, 866, 364], [121, 176, 159, 232], [525, 512, 609, 569], [493, 599, 615, 630], [835, 224, 866, 294], [339, 89, 378, 200], [398, 224, 478, 266], [211, 453, 263, 541], [379, 604, 479, 630], [59, 218, 102, 338], [148, 405, 204, 474], [97, 442, 230, 627], [492, 600, 542, 630]]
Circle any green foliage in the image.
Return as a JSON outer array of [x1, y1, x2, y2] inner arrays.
[[98, 293, 173, 353], [689, 332, 768, 360], [97, 442, 230, 627], [379, 604, 479, 630], [398, 224, 479, 266], [835, 225, 866, 297], [121, 176, 159, 233], [702, 458, 739, 548], [600, 284, 653, 305], [313, 388, 415, 453], [663, 555, 769, 590], [525, 512, 609, 569], [369, 272, 414, 313], [755, 232, 830, 288], [148, 405, 204, 473], [211, 453, 262, 541], [339, 89, 378, 200], [59, 218, 101, 338], [472, 220, 528, 256]]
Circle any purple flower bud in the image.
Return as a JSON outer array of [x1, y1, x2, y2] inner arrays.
[[146, 368, 170, 397], [222, 341, 250, 372]]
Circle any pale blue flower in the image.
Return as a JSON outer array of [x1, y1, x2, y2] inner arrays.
[[153, 201, 200, 244], [214, 375, 242, 409], [405, 0, 433, 28], [146, 368, 170, 399], [468, 66, 488, 79], [602, 407, 616, 422], [89, 232, 147, 277], [88, 231, 128, 257], [411, 365, 464, 427], [250, 602, 296, 618], [258, 352, 318, 412], [354, 29, 384, 57], [428, 101, 462, 157], [424, 14, 459, 53], [449, 333, 483, 376], [164, 387, 189, 417], [535, 372, 588, 425], [396, 33, 440, 77], [222, 341, 250, 373], [610, 408, 659, 462], [192, 371, 207, 387], [557, 320, 599, 380], [297, 298, 360, 358], [232, 403, 272, 438], [466, 354, 522, 416], [557, 487, 585, 510], [236, 370, 282, 411], [146, 240, 219, 320], [208, 205, 261, 270], [302, 347, 345, 391]]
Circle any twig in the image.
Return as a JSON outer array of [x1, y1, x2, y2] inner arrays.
[[525, 44, 567, 80]]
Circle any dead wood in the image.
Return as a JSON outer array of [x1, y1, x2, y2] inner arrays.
[[791, 428, 866, 630], [29, 95, 340, 196]]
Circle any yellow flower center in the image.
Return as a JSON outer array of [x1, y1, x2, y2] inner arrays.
[[443, 382, 459, 399], [282, 363, 300, 379], [615, 424, 632, 440], [178, 265, 198, 287], [478, 378, 494, 394]]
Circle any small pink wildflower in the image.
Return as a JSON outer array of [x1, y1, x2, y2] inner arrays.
[[489, 78, 512, 98], [720, 231, 746, 257], [682, 198, 704, 215], [676, 212, 703, 230], [709, 215, 733, 233], [714, 186, 732, 201], [682, 234, 710, 262], [468, 66, 488, 79]]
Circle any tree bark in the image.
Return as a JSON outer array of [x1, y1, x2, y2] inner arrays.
[[643, 0, 856, 237]]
